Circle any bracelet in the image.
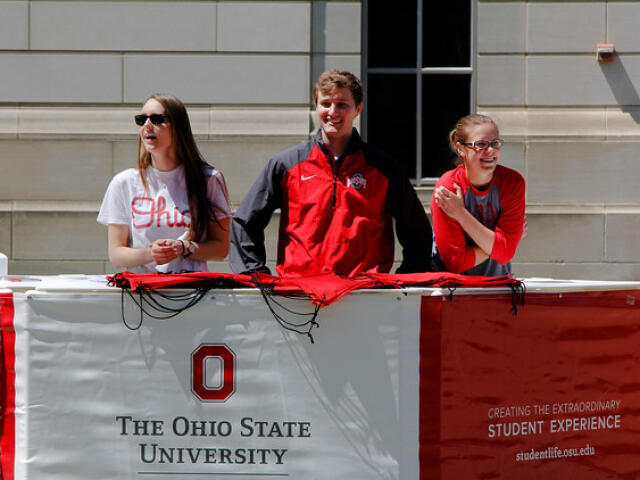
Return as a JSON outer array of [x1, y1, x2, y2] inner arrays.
[[178, 240, 186, 256], [183, 241, 194, 259]]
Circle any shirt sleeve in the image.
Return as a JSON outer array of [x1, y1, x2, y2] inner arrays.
[[489, 169, 525, 264], [96, 172, 131, 226], [430, 175, 477, 273], [207, 170, 232, 220], [229, 158, 283, 275]]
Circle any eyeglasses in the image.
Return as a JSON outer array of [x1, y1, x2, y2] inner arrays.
[[460, 139, 504, 150], [134, 114, 168, 126]]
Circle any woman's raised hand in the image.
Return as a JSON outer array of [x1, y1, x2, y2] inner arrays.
[[434, 183, 466, 221]]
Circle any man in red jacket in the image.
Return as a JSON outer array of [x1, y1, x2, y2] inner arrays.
[[229, 70, 432, 277]]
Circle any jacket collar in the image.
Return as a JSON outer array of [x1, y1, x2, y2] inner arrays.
[[315, 128, 363, 161]]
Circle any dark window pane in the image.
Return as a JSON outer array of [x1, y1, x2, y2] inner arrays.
[[367, 1, 417, 68], [366, 74, 417, 178], [421, 75, 471, 178], [422, 1, 471, 67]]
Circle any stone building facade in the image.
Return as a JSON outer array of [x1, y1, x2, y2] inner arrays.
[[0, 0, 639, 279]]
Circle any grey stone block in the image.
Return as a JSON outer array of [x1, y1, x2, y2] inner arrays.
[[513, 213, 605, 263], [0, 140, 113, 201], [608, 3, 640, 53], [217, 2, 310, 52], [478, 108, 527, 139], [0, 108, 18, 139], [312, 54, 361, 84], [9, 260, 107, 275], [527, 142, 640, 204], [477, 2, 525, 53], [312, 2, 361, 53], [527, 55, 640, 106], [477, 55, 525, 106], [0, 213, 10, 257], [606, 214, 640, 261], [199, 139, 304, 204], [124, 54, 310, 104], [30, 2, 216, 51], [527, 2, 605, 53], [18, 107, 138, 138], [0, 2, 28, 49], [113, 141, 138, 176], [513, 262, 640, 282], [498, 141, 525, 177], [264, 211, 280, 264], [206, 260, 233, 274], [0, 53, 121, 103], [606, 107, 640, 138], [13, 212, 107, 261], [527, 108, 606, 139], [210, 108, 310, 136]]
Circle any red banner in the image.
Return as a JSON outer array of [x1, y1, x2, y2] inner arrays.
[[420, 290, 640, 479], [0, 292, 15, 480]]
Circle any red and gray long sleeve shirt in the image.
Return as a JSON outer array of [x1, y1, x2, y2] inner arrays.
[[230, 129, 433, 277], [430, 164, 525, 276]]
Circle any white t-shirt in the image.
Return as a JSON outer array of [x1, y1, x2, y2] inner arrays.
[[97, 164, 231, 273]]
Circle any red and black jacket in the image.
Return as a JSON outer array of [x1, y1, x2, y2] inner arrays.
[[230, 129, 433, 276]]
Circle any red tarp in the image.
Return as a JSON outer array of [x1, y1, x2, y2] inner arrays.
[[108, 270, 522, 307]]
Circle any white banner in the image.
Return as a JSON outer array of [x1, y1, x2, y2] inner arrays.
[[7, 288, 421, 480]]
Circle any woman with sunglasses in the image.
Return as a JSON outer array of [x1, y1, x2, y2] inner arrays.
[[98, 93, 231, 273], [431, 114, 525, 276]]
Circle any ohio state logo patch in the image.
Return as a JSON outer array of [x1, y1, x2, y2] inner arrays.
[[347, 173, 367, 190]]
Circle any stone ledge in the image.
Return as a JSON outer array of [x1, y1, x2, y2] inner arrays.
[[0, 106, 312, 139], [6, 200, 640, 215], [526, 205, 640, 214], [0, 201, 101, 213], [479, 107, 640, 139]]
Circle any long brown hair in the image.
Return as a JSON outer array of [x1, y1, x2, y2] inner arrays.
[[448, 114, 499, 165], [137, 93, 221, 241]]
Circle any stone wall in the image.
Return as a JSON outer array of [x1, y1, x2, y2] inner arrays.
[[0, 0, 361, 274], [2, 0, 640, 279], [478, 0, 640, 279]]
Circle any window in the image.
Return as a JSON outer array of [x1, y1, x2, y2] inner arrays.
[[362, 1, 474, 183]]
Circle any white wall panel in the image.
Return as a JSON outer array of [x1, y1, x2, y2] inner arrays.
[[527, 142, 640, 204], [0, 54, 121, 103], [312, 2, 361, 53], [312, 53, 361, 83], [528, 2, 605, 53], [0, 141, 112, 201], [0, 1, 28, 50], [217, 2, 309, 52], [477, 55, 525, 105], [514, 213, 604, 262], [30, 2, 216, 51], [13, 212, 106, 260], [608, 2, 640, 53], [477, 2, 525, 53], [123, 54, 309, 104]]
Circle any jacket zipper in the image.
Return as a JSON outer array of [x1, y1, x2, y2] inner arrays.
[[326, 149, 339, 208]]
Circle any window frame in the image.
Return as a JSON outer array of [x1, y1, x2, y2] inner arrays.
[[361, 0, 477, 185]]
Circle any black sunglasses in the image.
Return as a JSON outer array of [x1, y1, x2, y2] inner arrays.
[[134, 114, 168, 126]]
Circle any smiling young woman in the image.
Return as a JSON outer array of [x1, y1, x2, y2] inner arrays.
[[97, 93, 231, 273], [430, 114, 525, 276]]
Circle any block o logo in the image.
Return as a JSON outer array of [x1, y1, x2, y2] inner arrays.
[[191, 344, 236, 402]]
